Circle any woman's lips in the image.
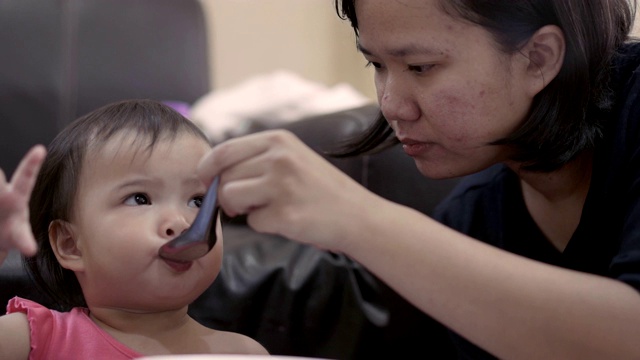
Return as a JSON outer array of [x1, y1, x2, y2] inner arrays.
[[163, 258, 193, 272], [400, 139, 430, 157]]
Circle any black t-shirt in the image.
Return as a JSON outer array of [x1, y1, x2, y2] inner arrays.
[[432, 41, 640, 359]]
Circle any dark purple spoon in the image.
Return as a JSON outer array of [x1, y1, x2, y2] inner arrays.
[[159, 176, 220, 261]]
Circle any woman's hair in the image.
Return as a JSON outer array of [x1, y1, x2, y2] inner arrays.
[[26, 99, 211, 311], [334, 0, 637, 171]]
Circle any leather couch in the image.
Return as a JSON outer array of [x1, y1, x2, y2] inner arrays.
[[0, 1, 461, 359], [0, 0, 210, 177]]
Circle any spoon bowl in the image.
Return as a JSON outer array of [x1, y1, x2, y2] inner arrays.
[[159, 177, 220, 262]]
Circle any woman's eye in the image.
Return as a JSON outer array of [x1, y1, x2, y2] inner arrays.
[[189, 196, 204, 209], [406, 64, 434, 74], [365, 60, 382, 69], [124, 193, 150, 206]]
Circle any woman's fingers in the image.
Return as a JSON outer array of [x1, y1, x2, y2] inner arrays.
[[218, 176, 272, 217], [197, 130, 282, 186], [209, 131, 303, 215], [201, 129, 372, 250]]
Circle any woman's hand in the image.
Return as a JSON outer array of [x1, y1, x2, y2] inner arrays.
[[197, 130, 383, 252], [0, 145, 46, 263]]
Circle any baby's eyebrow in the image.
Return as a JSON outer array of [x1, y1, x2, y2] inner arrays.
[[183, 178, 205, 190], [115, 178, 156, 191], [113, 176, 205, 193]]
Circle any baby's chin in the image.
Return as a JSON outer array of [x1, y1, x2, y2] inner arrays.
[[86, 285, 211, 313]]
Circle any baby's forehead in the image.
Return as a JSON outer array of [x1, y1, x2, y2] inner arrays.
[[85, 129, 205, 163], [87, 131, 152, 160]]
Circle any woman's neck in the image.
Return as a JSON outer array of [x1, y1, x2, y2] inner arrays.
[[507, 151, 593, 251]]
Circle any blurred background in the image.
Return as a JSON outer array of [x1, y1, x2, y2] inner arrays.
[[200, 0, 376, 100], [201, 0, 640, 102]]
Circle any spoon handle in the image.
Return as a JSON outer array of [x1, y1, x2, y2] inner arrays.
[[158, 176, 220, 261]]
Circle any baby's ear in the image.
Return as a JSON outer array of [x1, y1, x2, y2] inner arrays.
[[48, 220, 84, 271]]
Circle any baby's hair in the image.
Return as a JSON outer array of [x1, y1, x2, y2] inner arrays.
[[25, 99, 211, 311]]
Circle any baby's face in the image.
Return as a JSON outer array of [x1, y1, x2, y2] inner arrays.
[[67, 131, 221, 311]]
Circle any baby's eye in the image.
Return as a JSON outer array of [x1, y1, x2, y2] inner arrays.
[[124, 193, 151, 206], [189, 195, 204, 209]]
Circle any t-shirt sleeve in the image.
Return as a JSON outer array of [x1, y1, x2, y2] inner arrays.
[[606, 55, 640, 293], [6, 296, 54, 356]]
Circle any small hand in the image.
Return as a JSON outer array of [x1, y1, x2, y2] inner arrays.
[[0, 145, 47, 262]]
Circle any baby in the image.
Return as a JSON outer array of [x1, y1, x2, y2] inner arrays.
[[0, 99, 268, 359]]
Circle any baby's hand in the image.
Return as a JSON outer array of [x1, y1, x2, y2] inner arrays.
[[0, 145, 46, 263]]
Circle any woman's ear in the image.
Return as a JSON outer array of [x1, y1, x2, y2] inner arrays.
[[521, 24, 565, 96], [49, 220, 84, 271]]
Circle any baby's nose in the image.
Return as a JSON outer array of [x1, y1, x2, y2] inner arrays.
[[162, 214, 191, 238]]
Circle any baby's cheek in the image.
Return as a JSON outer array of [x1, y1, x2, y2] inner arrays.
[[212, 215, 224, 266], [207, 245, 224, 280], [215, 216, 223, 246]]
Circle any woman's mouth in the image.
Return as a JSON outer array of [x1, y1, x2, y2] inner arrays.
[[400, 139, 431, 157]]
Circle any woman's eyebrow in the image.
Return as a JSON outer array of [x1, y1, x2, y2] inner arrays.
[[357, 42, 444, 57]]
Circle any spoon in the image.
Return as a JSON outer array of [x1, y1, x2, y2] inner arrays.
[[159, 176, 220, 262]]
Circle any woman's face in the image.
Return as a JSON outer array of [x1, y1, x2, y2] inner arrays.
[[356, 0, 536, 178]]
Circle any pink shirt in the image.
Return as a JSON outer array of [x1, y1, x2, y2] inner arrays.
[[6, 297, 143, 359]]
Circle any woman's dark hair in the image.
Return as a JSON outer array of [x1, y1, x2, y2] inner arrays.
[[26, 99, 210, 311], [334, 0, 637, 171]]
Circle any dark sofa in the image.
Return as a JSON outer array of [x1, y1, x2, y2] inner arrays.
[[0, 1, 461, 359]]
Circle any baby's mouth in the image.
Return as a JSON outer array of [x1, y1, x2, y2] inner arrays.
[[162, 257, 193, 272]]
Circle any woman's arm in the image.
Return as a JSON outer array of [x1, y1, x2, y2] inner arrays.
[[348, 202, 640, 359], [199, 130, 640, 359]]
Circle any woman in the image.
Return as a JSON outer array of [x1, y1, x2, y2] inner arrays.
[[200, 0, 640, 358]]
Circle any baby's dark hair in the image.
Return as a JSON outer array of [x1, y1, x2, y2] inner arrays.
[[335, 0, 637, 172], [25, 99, 210, 311]]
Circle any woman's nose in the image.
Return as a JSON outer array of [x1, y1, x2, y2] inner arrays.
[[378, 76, 421, 122]]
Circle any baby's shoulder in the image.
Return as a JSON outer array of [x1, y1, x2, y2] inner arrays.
[[198, 326, 269, 355]]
